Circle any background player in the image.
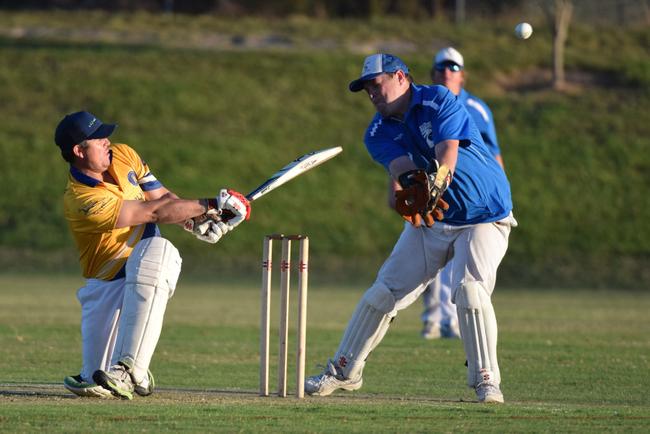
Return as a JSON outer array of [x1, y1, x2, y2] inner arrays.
[[415, 46, 506, 339]]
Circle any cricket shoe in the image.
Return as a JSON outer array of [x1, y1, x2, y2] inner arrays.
[[304, 359, 363, 397], [93, 362, 134, 400], [63, 374, 113, 398], [134, 369, 155, 397], [421, 321, 441, 340], [475, 382, 504, 404], [117, 357, 156, 397]]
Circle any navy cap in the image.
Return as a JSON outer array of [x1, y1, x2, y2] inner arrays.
[[349, 53, 409, 92], [54, 111, 116, 151]]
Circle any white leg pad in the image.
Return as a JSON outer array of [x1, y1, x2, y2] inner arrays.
[[112, 237, 182, 385], [453, 281, 500, 387], [335, 282, 396, 379]]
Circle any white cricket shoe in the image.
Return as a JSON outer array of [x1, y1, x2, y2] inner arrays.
[[134, 369, 155, 397], [63, 374, 113, 398], [118, 358, 156, 397], [475, 382, 504, 403], [304, 359, 363, 396], [93, 362, 134, 400], [421, 321, 441, 340]]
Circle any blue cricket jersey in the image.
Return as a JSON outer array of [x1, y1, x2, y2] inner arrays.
[[457, 88, 500, 158], [364, 84, 512, 225]]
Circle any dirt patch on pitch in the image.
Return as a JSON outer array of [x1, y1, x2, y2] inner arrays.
[[0, 382, 469, 405], [491, 67, 621, 94]]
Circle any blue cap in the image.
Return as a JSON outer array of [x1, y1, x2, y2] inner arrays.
[[349, 54, 409, 92], [54, 111, 116, 151]]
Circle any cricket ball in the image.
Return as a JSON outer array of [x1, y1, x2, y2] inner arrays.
[[514, 22, 533, 40]]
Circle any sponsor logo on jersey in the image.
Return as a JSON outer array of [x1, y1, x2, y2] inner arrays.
[[422, 99, 439, 110], [369, 118, 382, 137], [419, 121, 435, 148]]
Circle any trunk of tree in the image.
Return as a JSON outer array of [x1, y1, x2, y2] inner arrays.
[[553, 0, 573, 90], [543, 0, 574, 91]]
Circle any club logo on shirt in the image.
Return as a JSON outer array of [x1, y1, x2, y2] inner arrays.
[[419, 122, 435, 148], [127, 171, 138, 186], [78, 198, 111, 216], [79, 202, 95, 216]]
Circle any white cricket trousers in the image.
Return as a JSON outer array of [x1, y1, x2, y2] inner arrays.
[[76, 278, 126, 382], [421, 261, 458, 327], [379, 217, 513, 313]]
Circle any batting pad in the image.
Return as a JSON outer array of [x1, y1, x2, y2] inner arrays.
[[453, 281, 500, 387], [335, 282, 397, 380], [112, 237, 182, 385]]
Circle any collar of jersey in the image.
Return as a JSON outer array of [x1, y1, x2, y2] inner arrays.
[[69, 150, 113, 187], [405, 83, 425, 115], [383, 84, 424, 122]]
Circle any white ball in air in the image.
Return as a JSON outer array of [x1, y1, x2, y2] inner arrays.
[[515, 22, 533, 39]]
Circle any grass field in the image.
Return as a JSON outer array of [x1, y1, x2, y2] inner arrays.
[[1, 12, 649, 288], [0, 274, 649, 432]]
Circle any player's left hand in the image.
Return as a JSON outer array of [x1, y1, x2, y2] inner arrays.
[[423, 161, 451, 226], [215, 188, 251, 229]]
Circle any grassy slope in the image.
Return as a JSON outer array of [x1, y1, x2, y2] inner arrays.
[[0, 274, 649, 432], [0, 12, 648, 288]]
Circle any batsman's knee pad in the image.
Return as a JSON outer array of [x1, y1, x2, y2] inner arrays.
[[335, 282, 397, 379], [113, 237, 182, 385], [454, 281, 500, 387]]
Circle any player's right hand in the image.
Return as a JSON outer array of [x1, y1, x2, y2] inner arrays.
[[395, 167, 449, 228], [215, 188, 251, 229], [183, 214, 230, 244]]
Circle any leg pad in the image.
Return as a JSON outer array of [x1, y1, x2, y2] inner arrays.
[[335, 282, 396, 379]]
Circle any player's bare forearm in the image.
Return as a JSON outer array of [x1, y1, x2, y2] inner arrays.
[[388, 155, 418, 180], [433, 140, 459, 176], [116, 198, 206, 228], [151, 198, 207, 224], [387, 177, 400, 209], [144, 187, 180, 201]]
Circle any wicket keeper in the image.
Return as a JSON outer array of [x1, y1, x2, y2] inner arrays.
[[305, 54, 516, 403]]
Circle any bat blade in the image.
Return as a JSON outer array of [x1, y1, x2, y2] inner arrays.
[[246, 146, 342, 201]]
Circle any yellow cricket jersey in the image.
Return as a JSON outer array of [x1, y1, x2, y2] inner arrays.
[[63, 143, 163, 280]]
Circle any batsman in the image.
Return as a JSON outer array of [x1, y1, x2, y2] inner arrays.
[[305, 54, 516, 403], [56, 111, 251, 399]]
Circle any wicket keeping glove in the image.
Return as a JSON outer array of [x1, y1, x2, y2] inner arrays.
[[394, 161, 450, 227]]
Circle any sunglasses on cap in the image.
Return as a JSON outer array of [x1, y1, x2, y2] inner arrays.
[[434, 62, 463, 72]]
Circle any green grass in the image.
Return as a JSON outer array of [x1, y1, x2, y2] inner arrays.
[[0, 274, 649, 432], [0, 11, 649, 289]]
